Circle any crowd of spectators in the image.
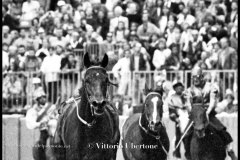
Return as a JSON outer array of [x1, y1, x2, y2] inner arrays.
[[2, 0, 238, 113]]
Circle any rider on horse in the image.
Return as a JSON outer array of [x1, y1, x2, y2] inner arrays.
[[167, 81, 186, 159], [183, 66, 237, 160], [26, 89, 58, 160]]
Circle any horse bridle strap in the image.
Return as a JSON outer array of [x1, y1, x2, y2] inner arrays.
[[71, 97, 96, 128], [145, 92, 161, 99], [138, 115, 168, 156]]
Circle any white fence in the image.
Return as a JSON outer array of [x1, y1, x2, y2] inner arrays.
[[2, 70, 238, 111]]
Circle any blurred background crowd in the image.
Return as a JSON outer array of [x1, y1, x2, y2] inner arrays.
[[2, 0, 238, 114]]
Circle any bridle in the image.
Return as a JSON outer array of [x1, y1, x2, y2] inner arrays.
[[139, 92, 168, 155]]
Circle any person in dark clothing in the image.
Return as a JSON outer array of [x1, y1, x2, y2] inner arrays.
[[215, 19, 229, 40], [95, 9, 110, 40], [2, 4, 20, 31]]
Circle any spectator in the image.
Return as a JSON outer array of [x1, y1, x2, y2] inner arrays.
[[36, 38, 50, 62], [61, 13, 74, 36], [152, 38, 171, 71], [18, 45, 27, 68], [216, 89, 237, 114], [164, 43, 180, 70], [2, 25, 12, 45], [215, 19, 229, 40], [8, 45, 20, 69], [101, 32, 115, 56], [194, 51, 209, 70], [148, 33, 160, 70], [126, 2, 142, 26], [40, 46, 61, 103], [137, 12, 160, 41], [49, 28, 68, 48], [158, 6, 171, 34], [21, 46, 41, 72], [110, 6, 129, 32], [40, 11, 55, 35], [85, 7, 97, 30], [130, 42, 150, 71], [177, 5, 196, 26], [3, 43, 9, 72], [149, 0, 164, 26], [3, 73, 25, 112], [113, 21, 129, 43], [112, 49, 131, 96], [206, 41, 221, 69], [31, 17, 40, 32], [2, 4, 20, 31], [21, 0, 40, 22], [12, 27, 30, 48], [95, 9, 110, 40], [217, 37, 238, 69], [225, 0, 238, 24]]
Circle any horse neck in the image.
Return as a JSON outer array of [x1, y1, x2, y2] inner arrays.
[[79, 88, 95, 122]]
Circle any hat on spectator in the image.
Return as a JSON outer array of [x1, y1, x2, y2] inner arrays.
[[107, 32, 113, 37], [38, 27, 45, 33], [57, 0, 66, 7], [172, 80, 184, 89], [191, 29, 198, 35], [34, 89, 46, 100], [226, 88, 234, 99], [32, 77, 41, 84]]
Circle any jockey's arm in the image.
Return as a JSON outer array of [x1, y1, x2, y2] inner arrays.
[[183, 89, 193, 113], [25, 108, 41, 130], [207, 84, 219, 115]]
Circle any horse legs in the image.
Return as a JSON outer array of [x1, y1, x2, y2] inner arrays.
[[52, 131, 66, 160], [32, 130, 49, 160], [173, 126, 182, 158]]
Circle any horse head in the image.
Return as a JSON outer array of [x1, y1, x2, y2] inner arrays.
[[83, 53, 116, 116], [190, 104, 209, 138], [142, 83, 164, 133]]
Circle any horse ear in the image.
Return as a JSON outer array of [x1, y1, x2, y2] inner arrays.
[[143, 83, 150, 95], [83, 52, 91, 68], [100, 53, 108, 68]]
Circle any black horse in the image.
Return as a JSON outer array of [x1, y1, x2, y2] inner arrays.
[[122, 84, 170, 160], [189, 104, 226, 160], [52, 53, 120, 160]]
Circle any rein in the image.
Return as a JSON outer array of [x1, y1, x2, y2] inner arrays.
[[138, 115, 168, 156]]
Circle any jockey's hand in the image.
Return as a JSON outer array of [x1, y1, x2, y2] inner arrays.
[[40, 120, 48, 128]]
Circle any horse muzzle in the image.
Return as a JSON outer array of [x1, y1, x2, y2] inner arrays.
[[91, 100, 107, 116], [149, 121, 162, 132], [195, 128, 206, 138]]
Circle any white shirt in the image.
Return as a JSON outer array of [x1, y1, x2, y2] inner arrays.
[[21, 0, 40, 21], [177, 14, 196, 26], [152, 49, 171, 69], [2, 51, 9, 70], [112, 57, 131, 78], [110, 16, 129, 32], [40, 54, 61, 82]]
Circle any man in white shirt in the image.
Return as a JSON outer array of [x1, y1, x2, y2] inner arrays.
[[21, 0, 40, 22], [26, 89, 58, 160], [40, 47, 61, 103], [112, 49, 131, 95]]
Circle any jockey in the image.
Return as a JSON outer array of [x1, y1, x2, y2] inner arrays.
[[26, 89, 58, 160], [183, 66, 237, 160], [167, 81, 187, 160]]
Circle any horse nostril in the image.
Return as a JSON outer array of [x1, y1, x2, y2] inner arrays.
[[92, 101, 97, 106], [101, 101, 106, 106]]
